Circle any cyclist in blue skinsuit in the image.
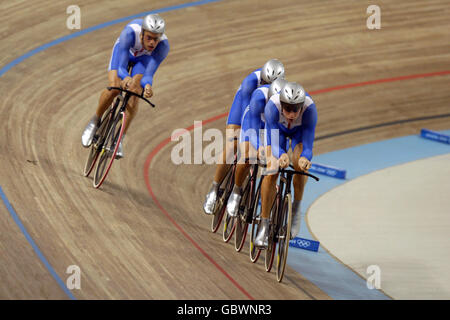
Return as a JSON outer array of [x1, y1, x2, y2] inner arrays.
[[82, 14, 170, 159], [203, 59, 285, 215], [225, 78, 287, 217], [254, 82, 318, 247]]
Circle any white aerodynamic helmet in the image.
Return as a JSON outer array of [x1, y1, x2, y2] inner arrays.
[[261, 59, 285, 84], [142, 14, 165, 34], [268, 78, 287, 98], [280, 82, 306, 105]]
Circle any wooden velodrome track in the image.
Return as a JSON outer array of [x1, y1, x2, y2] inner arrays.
[[0, 0, 449, 299]]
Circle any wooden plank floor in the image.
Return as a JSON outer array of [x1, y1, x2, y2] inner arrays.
[[0, 0, 448, 299]]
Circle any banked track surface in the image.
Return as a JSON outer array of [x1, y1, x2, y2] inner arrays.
[[0, 0, 449, 299]]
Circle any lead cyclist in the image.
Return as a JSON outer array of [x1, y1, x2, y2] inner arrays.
[[81, 14, 170, 159], [255, 82, 318, 248]]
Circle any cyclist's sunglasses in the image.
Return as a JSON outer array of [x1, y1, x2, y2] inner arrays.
[[281, 101, 304, 113]]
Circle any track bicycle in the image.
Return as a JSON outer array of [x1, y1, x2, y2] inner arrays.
[[254, 164, 319, 282], [83, 82, 154, 188], [233, 157, 265, 253], [209, 140, 239, 235]]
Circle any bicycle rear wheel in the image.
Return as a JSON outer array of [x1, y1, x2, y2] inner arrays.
[[83, 105, 115, 177], [222, 210, 236, 243], [249, 182, 262, 263], [93, 111, 126, 188], [265, 199, 277, 272], [234, 174, 251, 251], [83, 143, 101, 177], [211, 164, 234, 233], [276, 193, 292, 282]]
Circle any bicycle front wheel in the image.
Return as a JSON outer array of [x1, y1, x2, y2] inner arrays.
[[276, 193, 292, 282], [93, 111, 126, 188]]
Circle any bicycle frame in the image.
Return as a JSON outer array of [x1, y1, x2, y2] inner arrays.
[[88, 86, 155, 188], [99, 86, 155, 152], [242, 158, 263, 223]]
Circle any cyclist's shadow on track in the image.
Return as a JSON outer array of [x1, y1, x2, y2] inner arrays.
[[90, 178, 155, 208], [31, 156, 152, 207]]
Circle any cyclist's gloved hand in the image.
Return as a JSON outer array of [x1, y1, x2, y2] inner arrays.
[[279, 153, 289, 169], [121, 76, 133, 89], [298, 156, 311, 172], [144, 84, 153, 99]]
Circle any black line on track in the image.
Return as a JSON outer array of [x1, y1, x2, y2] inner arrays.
[[316, 113, 450, 141]]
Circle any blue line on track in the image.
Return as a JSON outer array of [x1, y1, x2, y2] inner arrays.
[[0, 186, 76, 300], [0, 0, 222, 77]]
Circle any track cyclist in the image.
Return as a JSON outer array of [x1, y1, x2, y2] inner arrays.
[[81, 14, 169, 159], [203, 59, 285, 215], [225, 78, 287, 217], [254, 82, 318, 247]]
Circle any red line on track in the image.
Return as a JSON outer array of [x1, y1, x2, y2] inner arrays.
[[143, 70, 449, 299], [143, 112, 254, 300], [309, 70, 450, 95]]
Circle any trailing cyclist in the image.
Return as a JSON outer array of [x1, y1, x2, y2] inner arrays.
[[81, 14, 169, 159]]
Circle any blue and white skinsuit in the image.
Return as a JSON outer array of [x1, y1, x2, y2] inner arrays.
[[226, 69, 265, 126], [108, 19, 170, 88], [239, 85, 270, 151], [264, 92, 318, 160]]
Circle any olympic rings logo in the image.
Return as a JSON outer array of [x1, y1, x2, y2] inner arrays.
[[295, 239, 311, 248]]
